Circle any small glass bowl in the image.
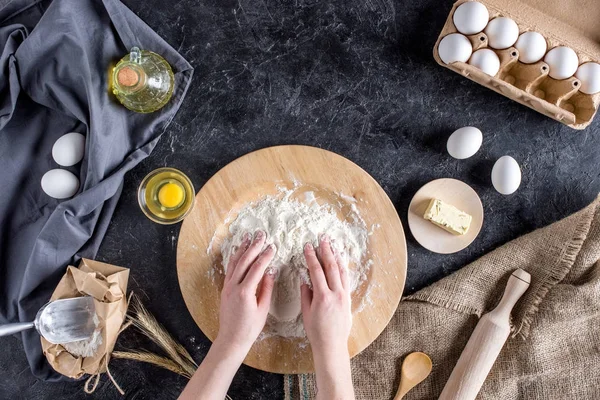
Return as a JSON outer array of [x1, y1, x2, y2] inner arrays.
[[137, 167, 195, 225]]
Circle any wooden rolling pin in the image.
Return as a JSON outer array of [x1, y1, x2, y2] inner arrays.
[[438, 268, 531, 400]]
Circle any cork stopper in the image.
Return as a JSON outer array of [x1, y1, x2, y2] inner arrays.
[[117, 66, 140, 87]]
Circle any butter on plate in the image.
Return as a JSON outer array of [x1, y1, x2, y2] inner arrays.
[[423, 198, 472, 235]]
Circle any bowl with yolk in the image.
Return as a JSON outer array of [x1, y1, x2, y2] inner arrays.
[[138, 167, 195, 224]]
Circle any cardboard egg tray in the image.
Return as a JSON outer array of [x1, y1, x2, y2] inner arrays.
[[434, 0, 600, 130]]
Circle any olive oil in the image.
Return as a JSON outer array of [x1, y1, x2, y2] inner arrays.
[[111, 47, 174, 113], [138, 168, 194, 224]]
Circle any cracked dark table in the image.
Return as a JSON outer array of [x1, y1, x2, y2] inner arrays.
[[1, 0, 599, 398]]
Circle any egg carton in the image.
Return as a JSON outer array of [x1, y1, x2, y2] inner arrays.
[[434, 0, 600, 130]]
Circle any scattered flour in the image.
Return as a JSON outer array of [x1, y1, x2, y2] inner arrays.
[[63, 314, 102, 358], [221, 188, 370, 338]]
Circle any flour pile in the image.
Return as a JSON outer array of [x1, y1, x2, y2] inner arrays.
[[221, 190, 369, 338], [63, 313, 102, 358]]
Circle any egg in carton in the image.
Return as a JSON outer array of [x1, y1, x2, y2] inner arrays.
[[434, 0, 600, 130]]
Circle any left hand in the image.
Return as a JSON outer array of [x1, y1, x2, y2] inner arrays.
[[179, 232, 276, 400], [215, 230, 276, 354]]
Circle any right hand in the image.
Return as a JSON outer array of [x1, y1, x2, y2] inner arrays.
[[300, 235, 352, 354]]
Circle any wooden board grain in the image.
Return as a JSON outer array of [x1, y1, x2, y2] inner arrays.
[[176, 145, 407, 374]]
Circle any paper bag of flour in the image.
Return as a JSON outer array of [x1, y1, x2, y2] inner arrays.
[[41, 259, 129, 379]]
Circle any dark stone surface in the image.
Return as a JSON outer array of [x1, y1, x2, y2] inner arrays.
[[2, 0, 600, 398]]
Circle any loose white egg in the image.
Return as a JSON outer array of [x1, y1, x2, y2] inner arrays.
[[438, 33, 473, 65], [514, 31, 547, 64], [52, 132, 85, 167], [484, 17, 519, 49], [468, 49, 500, 76], [447, 126, 483, 159], [491, 156, 521, 195], [575, 62, 600, 94], [453, 1, 489, 35], [544, 46, 579, 80], [41, 169, 80, 199]]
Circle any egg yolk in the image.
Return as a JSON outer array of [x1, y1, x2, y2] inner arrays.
[[158, 182, 184, 208]]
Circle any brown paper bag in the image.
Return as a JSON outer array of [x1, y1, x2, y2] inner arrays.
[[41, 259, 129, 379]]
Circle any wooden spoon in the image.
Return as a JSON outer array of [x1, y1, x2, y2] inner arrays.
[[394, 352, 433, 400]]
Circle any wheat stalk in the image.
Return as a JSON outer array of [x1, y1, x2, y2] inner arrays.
[[120, 296, 233, 400], [127, 296, 197, 376], [112, 351, 194, 379], [130, 298, 198, 370]]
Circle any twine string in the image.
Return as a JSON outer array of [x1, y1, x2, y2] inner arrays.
[[82, 292, 135, 396], [83, 356, 124, 395]]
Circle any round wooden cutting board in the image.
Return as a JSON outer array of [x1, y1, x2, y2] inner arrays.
[[176, 145, 407, 374]]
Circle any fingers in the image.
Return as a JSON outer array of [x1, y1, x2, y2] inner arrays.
[[257, 270, 276, 310], [243, 244, 276, 289], [304, 243, 328, 292], [339, 264, 350, 293], [300, 284, 313, 317], [225, 232, 251, 282], [232, 230, 267, 283], [318, 236, 342, 291], [333, 247, 350, 292]]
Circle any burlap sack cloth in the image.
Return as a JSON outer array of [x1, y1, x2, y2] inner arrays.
[[286, 196, 600, 399]]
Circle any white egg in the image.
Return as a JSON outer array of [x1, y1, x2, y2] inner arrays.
[[468, 49, 500, 76], [484, 17, 519, 49], [453, 1, 489, 35], [491, 156, 521, 195], [514, 31, 547, 64], [41, 169, 80, 199], [575, 62, 600, 94], [438, 33, 473, 65], [447, 126, 483, 159], [52, 132, 85, 167], [544, 46, 579, 80]]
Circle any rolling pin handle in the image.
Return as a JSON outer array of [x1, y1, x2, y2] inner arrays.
[[494, 269, 531, 319]]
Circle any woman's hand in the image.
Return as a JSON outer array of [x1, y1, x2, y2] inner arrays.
[[301, 235, 355, 400], [180, 230, 275, 400], [301, 235, 352, 353], [216, 230, 276, 353]]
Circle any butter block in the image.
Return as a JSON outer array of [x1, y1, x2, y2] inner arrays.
[[423, 198, 472, 235]]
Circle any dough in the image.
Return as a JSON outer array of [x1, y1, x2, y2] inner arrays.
[[221, 189, 368, 338]]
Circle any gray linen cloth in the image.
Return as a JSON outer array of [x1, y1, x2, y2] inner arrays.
[[0, 0, 193, 380]]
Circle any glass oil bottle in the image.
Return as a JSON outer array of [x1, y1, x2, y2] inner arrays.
[[111, 47, 175, 113]]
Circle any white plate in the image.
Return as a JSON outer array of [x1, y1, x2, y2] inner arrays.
[[408, 178, 483, 254]]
